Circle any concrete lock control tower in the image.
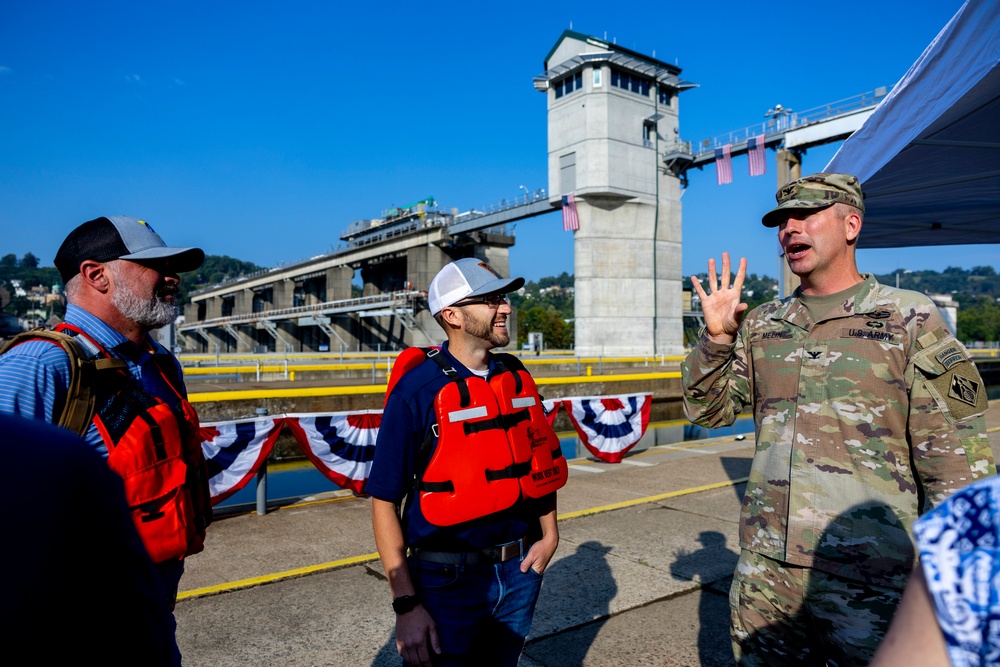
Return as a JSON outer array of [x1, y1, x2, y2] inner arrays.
[[535, 32, 695, 356]]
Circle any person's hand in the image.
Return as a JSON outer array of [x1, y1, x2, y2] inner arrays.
[[690, 252, 748, 344], [520, 534, 558, 575], [395, 605, 441, 667]]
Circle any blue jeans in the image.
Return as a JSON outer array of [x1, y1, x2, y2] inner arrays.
[[155, 559, 185, 667], [408, 555, 543, 666]]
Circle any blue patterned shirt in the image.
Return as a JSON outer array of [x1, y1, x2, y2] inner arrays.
[[914, 475, 1000, 667]]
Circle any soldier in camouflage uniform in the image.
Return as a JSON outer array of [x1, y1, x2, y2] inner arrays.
[[681, 173, 994, 666]]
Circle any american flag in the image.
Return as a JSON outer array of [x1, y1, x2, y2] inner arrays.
[[715, 144, 733, 185], [748, 134, 766, 176], [562, 193, 580, 231]]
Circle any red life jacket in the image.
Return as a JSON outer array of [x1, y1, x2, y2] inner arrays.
[[388, 347, 568, 527], [52, 324, 212, 563]]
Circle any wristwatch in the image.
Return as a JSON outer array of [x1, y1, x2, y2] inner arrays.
[[392, 594, 421, 614]]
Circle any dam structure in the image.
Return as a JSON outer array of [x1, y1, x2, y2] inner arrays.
[[179, 31, 695, 356], [177, 30, 880, 356], [179, 196, 552, 354]]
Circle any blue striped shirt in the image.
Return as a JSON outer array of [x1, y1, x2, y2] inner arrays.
[[0, 304, 188, 455]]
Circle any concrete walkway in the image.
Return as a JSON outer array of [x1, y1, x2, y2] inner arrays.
[[174, 402, 999, 666]]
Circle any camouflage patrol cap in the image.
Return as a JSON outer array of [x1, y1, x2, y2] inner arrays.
[[761, 173, 864, 227]]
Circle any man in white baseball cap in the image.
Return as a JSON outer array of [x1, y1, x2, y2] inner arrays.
[[426, 257, 524, 318], [367, 258, 563, 666]]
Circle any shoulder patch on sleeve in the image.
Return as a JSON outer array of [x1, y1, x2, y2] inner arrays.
[[948, 372, 982, 407], [935, 345, 966, 370], [931, 364, 989, 421], [913, 328, 987, 422], [916, 329, 940, 349]]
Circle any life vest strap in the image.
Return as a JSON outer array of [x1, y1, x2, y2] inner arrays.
[[420, 459, 532, 491], [492, 360, 523, 394], [463, 408, 530, 435], [426, 347, 471, 407], [419, 479, 455, 493], [485, 461, 532, 482]]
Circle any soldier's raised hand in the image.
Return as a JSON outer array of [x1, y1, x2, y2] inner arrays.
[[690, 252, 748, 344]]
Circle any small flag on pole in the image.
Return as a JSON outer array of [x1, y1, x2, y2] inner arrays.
[[748, 134, 766, 176], [715, 144, 733, 185], [561, 193, 580, 231]]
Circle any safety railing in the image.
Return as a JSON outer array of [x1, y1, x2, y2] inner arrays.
[[687, 87, 890, 158]]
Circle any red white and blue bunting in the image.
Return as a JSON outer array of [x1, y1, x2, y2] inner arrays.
[[542, 398, 562, 427], [200, 417, 284, 504], [561, 394, 653, 463], [198, 394, 654, 503], [284, 411, 382, 495]]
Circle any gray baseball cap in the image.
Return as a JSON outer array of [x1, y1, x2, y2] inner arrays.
[[762, 173, 865, 227], [427, 258, 524, 316], [54, 216, 205, 282]]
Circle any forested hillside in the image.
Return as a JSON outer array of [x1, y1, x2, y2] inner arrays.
[[0, 252, 263, 316], [4, 252, 998, 344]]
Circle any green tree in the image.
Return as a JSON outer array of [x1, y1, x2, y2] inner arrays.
[[6, 295, 30, 317], [21, 252, 39, 269], [957, 296, 1000, 342], [519, 306, 572, 350], [0, 254, 17, 274]]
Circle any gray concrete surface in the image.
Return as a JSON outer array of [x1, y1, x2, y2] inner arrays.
[[174, 402, 999, 666]]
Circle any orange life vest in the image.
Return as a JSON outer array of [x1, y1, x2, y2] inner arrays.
[[54, 324, 211, 563], [389, 347, 567, 527]]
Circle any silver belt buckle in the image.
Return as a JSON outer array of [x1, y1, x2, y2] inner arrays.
[[499, 538, 523, 561]]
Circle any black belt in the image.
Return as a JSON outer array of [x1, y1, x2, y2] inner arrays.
[[410, 536, 532, 566]]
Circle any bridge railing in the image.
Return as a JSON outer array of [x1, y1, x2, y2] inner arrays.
[[348, 217, 450, 249], [446, 189, 548, 228], [685, 86, 890, 159], [179, 290, 426, 330]]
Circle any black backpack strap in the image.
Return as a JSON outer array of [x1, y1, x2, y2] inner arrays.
[[0, 328, 126, 436]]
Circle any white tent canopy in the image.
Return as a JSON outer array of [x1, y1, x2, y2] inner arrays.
[[825, 0, 1000, 249]]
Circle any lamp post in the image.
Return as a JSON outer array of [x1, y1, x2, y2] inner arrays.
[[768, 103, 799, 297], [765, 104, 795, 131]]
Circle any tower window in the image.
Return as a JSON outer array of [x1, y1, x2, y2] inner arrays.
[[611, 67, 650, 97], [553, 71, 584, 100]]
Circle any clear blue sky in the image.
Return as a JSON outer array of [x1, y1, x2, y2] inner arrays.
[[1, 0, 991, 286]]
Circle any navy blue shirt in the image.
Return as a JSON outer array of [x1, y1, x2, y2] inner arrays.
[[365, 342, 545, 551], [0, 413, 178, 664]]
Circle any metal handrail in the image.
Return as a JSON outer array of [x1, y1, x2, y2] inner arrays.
[[687, 87, 890, 158], [179, 290, 425, 330]]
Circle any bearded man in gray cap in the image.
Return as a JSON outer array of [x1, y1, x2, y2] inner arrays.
[[0, 216, 211, 663], [367, 257, 565, 667], [681, 174, 993, 665]]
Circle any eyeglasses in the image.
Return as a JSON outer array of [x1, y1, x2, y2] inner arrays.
[[453, 293, 509, 308]]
